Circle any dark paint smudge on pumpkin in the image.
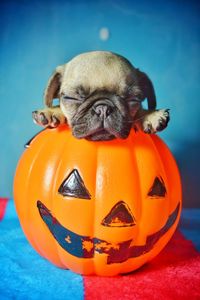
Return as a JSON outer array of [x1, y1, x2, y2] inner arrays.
[[37, 201, 180, 264]]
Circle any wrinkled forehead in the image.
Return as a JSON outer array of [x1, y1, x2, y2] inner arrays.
[[61, 52, 135, 96]]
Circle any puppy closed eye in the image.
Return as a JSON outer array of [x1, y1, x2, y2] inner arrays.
[[62, 95, 83, 103], [128, 99, 141, 104], [124, 91, 141, 103], [127, 98, 141, 107]]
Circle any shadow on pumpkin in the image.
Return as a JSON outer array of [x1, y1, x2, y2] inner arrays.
[[173, 140, 200, 208]]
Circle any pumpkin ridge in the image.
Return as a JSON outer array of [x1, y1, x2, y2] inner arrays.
[[25, 129, 54, 257], [148, 135, 169, 197], [50, 129, 73, 268], [147, 134, 170, 228], [148, 134, 171, 218], [93, 142, 101, 274], [150, 134, 182, 214], [128, 130, 142, 238]]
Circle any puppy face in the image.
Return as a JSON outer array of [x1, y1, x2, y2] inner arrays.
[[44, 51, 155, 140], [61, 91, 134, 141]]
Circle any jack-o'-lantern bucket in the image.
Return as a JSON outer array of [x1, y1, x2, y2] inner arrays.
[[13, 125, 181, 276]]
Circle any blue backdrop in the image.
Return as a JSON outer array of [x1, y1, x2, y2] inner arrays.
[[0, 0, 199, 206]]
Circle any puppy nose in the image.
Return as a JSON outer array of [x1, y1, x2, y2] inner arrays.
[[93, 104, 113, 119]]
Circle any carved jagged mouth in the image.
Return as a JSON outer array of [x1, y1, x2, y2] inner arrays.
[[37, 201, 180, 264]]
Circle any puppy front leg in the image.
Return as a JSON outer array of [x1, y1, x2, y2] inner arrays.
[[134, 108, 170, 133], [32, 106, 66, 128]]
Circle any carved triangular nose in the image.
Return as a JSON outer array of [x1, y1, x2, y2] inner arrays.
[[101, 201, 136, 227]]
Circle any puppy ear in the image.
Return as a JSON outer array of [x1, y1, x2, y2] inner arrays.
[[136, 70, 157, 110], [44, 65, 64, 107]]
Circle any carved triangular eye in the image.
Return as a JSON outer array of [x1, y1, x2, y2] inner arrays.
[[101, 201, 136, 227], [148, 176, 166, 197], [58, 169, 91, 199]]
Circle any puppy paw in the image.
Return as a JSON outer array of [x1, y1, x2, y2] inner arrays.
[[142, 109, 170, 134], [32, 107, 66, 128]]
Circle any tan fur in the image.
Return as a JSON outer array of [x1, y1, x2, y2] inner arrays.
[[33, 51, 170, 138]]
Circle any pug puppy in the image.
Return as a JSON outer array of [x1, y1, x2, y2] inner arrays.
[[32, 51, 169, 141]]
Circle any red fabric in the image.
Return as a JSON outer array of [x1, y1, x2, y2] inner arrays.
[[84, 231, 200, 300], [0, 198, 9, 220]]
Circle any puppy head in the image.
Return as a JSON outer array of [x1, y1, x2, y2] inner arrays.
[[44, 51, 156, 140]]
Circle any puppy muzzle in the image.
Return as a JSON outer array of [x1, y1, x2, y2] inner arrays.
[[71, 98, 132, 141]]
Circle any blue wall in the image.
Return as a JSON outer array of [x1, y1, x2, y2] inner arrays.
[[1, 0, 200, 206]]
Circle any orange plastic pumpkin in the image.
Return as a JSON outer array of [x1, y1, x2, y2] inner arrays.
[[13, 125, 181, 276]]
